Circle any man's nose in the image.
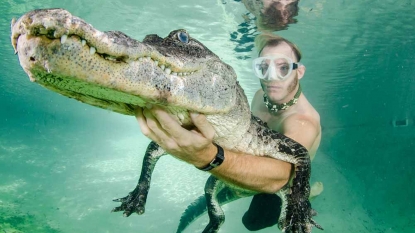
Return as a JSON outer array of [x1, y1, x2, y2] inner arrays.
[[265, 65, 283, 81], [266, 73, 283, 81]]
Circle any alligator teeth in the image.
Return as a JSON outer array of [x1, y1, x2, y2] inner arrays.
[[81, 40, 86, 46], [11, 18, 16, 28], [39, 27, 48, 35], [60, 35, 67, 44], [172, 72, 177, 76], [106, 56, 116, 62], [178, 73, 183, 76], [160, 65, 165, 70], [139, 57, 143, 61], [154, 61, 159, 66], [90, 47, 96, 55], [165, 68, 171, 75], [28, 74, 36, 82]]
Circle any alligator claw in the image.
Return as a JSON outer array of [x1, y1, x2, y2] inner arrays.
[[123, 211, 133, 217], [310, 218, 323, 230], [281, 215, 322, 233], [280, 199, 322, 233], [112, 197, 127, 202], [111, 188, 147, 216], [111, 206, 122, 212]]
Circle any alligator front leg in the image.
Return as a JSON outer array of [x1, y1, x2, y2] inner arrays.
[[112, 141, 166, 216], [247, 116, 322, 233], [278, 157, 323, 233]]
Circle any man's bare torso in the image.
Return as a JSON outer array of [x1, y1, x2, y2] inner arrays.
[[251, 88, 321, 160]]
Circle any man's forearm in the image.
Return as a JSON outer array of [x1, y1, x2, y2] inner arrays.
[[204, 147, 293, 194]]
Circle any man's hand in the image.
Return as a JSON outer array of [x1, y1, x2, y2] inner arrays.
[[135, 106, 217, 167]]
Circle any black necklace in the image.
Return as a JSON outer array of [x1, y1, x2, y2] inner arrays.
[[263, 84, 302, 113]]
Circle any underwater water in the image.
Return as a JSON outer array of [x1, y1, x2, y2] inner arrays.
[[0, 0, 414, 232]]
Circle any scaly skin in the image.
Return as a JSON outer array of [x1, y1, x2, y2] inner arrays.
[[11, 9, 322, 233]]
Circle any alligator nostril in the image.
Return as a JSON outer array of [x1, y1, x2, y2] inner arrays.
[[30, 57, 35, 61]]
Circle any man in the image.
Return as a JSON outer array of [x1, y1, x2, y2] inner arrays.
[[135, 33, 322, 230], [242, 33, 323, 230]]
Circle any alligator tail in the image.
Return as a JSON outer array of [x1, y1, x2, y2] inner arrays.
[[175, 186, 246, 233]]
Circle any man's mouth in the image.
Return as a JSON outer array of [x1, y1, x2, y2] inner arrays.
[[266, 85, 283, 89]]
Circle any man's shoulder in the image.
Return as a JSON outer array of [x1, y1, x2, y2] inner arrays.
[[291, 95, 321, 126], [281, 113, 320, 134], [251, 88, 266, 112], [252, 88, 264, 102]]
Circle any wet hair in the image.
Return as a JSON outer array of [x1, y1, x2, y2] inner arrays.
[[255, 33, 302, 62]]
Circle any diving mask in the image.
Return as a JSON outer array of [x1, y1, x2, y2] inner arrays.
[[252, 53, 302, 81]]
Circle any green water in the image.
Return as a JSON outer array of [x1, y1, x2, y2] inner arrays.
[[0, 0, 414, 232]]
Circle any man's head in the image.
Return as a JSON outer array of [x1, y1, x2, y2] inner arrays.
[[254, 33, 305, 104]]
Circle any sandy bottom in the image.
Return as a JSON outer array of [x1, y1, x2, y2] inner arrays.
[[0, 125, 412, 233]]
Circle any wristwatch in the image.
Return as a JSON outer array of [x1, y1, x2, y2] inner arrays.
[[197, 144, 225, 171]]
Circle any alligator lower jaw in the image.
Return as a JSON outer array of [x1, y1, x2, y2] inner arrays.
[[32, 68, 142, 115], [15, 34, 147, 115], [16, 35, 192, 123], [31, 68, 194, 127]]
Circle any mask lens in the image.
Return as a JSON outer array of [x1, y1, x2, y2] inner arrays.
[[253, 56, 293, 80], [253, 58, 269, 78], [259, 59, 270, 76], [275, 58, 291, 78]]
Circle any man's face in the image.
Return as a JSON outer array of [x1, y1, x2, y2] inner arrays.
[[259, 42, 303, 103]]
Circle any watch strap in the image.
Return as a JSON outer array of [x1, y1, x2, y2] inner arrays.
[[198, 144, 225, 171]]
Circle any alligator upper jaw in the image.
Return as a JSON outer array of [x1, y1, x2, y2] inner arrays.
[[12, 8, 147, 62], [11, 9, 238, 120]]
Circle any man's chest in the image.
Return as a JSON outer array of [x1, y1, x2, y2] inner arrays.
[[265, 117, 285, 132], [254, 111, 287, 133]]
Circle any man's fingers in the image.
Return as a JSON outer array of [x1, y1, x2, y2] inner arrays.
[[190, 112, 215, 140], [135, 107, 160, 143], [142, 107, 179, 148], [135, 107, 151, 136], [150, 107, 191, 142]]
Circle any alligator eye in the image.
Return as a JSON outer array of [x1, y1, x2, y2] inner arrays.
[[177, 31, 189, 44]]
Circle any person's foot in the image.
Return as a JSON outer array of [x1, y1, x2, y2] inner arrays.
[[309, 182, 324, 200]]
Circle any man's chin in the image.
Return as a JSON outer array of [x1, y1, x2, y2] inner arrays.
[[265, 87, 284, 96], [261, 82, 284, 96], [265, 92, 285, 103]]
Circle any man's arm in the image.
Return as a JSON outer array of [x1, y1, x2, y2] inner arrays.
[[135, 106, 292, 194], [209, 150, 293, 193]]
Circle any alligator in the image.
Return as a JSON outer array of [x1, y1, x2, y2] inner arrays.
[[11, 9, 322, 233]]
